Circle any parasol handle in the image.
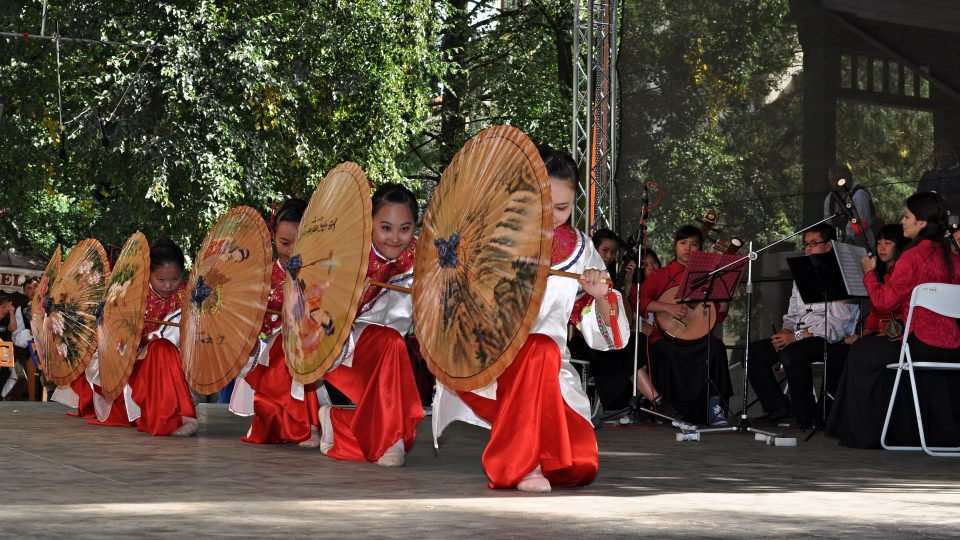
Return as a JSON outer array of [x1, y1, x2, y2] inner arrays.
[[145, 317, 181, 328], [370, 280, 412, 294], [548, 269, 613, 284]]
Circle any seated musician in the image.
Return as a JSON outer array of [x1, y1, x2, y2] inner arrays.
[[639, 225, 733, 425], [568, 230, 679, 418], [747, 224, 859, 429], [823, 223, 907, 417]]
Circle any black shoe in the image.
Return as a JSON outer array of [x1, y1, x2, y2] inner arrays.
[[650, 400, 684, 422], [753, 407, 790, 426]]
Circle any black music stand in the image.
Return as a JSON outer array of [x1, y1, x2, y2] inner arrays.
[[678, 251, 745, 424], [785, 242, 866, 436]]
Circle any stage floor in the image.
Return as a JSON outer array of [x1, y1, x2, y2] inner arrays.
[[1, 402, 958, 539]]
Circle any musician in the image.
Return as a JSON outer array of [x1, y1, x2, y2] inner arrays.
[[316, 183, 424, 467], [823, 224, 908, 417], [747, 224, 859, 429], [827, 192, 960, 448], [639, 225, 733, 425], [823, 163, 879, 247], [434, 146, 628, 492], [916, 141, 960, 217], [237, 198, 324, 447], [568, 231, 678, 418]]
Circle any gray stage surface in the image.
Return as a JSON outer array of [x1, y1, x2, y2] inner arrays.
[[1, 402, 958, 539]]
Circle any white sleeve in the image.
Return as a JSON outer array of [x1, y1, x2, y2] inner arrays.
[[11, 307, 31, 349], [577, 289, 629, 351], [575, 237, 629, 351], [781, 284, 802, 331]]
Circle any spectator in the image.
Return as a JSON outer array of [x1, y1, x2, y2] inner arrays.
[[1, 294, 23, 400], [9, 277, 40, 400]]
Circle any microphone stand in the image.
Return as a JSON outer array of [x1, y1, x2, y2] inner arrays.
[[598, 184, 698, 433], [801, 182, 881, 440], [692, 211, 848, 445]]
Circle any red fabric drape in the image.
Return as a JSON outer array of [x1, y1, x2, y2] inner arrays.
[[128, 339, 197, 436], [323, 324, 424, 462], [242, 338, 320, 444], [458, 334, 599, 489], [66, 373, 96, 419], [86, 385, 135, 427]]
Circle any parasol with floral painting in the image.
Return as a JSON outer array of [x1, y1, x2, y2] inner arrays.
[[95, 231, 150, 401], [30, 245, 62, 369], [35, 240, 109, 386]]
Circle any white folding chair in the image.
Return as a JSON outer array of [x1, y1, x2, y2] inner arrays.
[[880, 283, 960, 457]]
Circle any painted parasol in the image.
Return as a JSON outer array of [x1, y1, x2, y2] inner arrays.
[[413, 125, 555, 392], [95, 231, 150, 401], [36, 240, 110, 386], [180, 206, 272, 394], [282, 162, 373, 385], [30, 245, 62, 370]]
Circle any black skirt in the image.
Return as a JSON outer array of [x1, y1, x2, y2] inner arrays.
[[650, 334, 732, 423], [826, 335, 960, 449]]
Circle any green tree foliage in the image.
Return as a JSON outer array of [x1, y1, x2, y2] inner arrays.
[[0, 0, 444, 257], [618, 0, 801, 255], [836, 100, 933, 225], [402, 0, 572, 182]]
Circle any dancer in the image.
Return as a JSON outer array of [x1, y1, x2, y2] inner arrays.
[[318, 183, 424, 466], [239, 198, 323, 447], [436, 145, 629, 492]]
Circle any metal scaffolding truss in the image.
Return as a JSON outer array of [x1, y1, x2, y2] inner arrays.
[[571, 0, 619, 235]]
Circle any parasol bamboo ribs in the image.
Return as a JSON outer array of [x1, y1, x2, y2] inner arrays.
[[372, 271, 609, 297], [146, 307, 282, 329]]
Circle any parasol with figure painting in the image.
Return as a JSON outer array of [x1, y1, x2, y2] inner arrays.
[[180, 206, 273, 394]]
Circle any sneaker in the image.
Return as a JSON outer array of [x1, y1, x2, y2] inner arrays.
[[708, 397, 728, 426]]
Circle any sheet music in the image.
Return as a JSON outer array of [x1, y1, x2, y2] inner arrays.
[[831, 241, 868, 297]]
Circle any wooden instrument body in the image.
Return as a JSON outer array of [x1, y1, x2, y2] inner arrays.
[[653, 285, 718, 343]]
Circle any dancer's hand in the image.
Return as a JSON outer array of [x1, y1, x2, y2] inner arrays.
[[579, 268, 610, 299]]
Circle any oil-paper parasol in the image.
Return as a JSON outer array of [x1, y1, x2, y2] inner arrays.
[[283, 162, 372, 385], [95, 231, 150, 401], [37, 240, 109, 386], [30, 245, 62, 369], [180, 206, 272, 394], [414, 125, 553, 391]]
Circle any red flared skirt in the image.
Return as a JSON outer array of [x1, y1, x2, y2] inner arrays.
[[458, 334, 599, 489], [242, 338, 320, 444], [323, 324, 424, 462], [66, 373, 96, 419], [128, 339, 197, 436], [87, 384, 135, 427]]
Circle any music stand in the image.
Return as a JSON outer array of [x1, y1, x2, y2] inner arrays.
[[785, 241, 866, 435], [678, 251, 745, 424]]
